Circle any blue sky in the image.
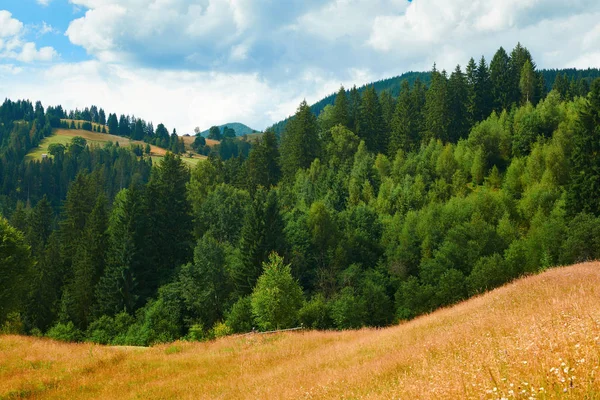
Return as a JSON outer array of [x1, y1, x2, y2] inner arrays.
[[0, 0, 599, 133]]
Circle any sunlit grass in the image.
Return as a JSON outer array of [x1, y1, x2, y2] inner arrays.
[[2, 263, 600, 399], [25, 129, 206, 164]]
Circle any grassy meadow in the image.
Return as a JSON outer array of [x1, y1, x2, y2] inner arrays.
[[26, 129, 205, 166], [2, 262, 600, 399]]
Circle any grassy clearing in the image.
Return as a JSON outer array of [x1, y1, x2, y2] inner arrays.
[[2, 262, 600, 399], [151, 155, 203, 167], [25, 129, 207, 165]]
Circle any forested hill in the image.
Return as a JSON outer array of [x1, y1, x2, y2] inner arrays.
[[268, 66, 600, 135], [4, 43, 600, 348], [200, 122, 257, 138]]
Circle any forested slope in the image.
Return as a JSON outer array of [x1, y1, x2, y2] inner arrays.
[[2, 43, 600, 346]]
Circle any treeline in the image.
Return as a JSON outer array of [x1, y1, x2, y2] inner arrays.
[[2, 43, 600, 345]]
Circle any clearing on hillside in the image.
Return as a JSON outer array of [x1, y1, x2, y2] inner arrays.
[[25, 129, 206, 166], [2, 263, 600, 399]]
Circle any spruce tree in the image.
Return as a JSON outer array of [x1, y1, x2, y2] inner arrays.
[[280, 100, 320, 181], [472, 56, 493, 122], [358, 86, 387, 154], [490, 47, 514, 112], [424, 66, 450, 142], [567, 78, 600, 216], [236, 188, 285, 296], [332, 86, 350, 128], [447, 65, 469, 142], [390, 81, 417, 154]]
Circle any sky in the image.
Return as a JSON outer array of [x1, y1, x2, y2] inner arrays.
[[0, 0, 599, 134]]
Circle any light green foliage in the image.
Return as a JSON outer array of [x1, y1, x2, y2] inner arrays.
[[251, 253, 304, 331], [0, 217, 34, 323], [46, 321, 83, 342]]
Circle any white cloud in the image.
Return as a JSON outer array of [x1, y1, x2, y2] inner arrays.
[[17, 42, 58, 62], [36, 0, 53, 6], [0, 10, 23, 37], [0, 60, 365, 132], [368, 0, 600, 71], [4, 0, 600, 131], [0, 10, 58, 63], [37, 22, 60, 36]]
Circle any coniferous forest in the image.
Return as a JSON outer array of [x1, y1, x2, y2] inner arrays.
[[3, 44, 600, 345]]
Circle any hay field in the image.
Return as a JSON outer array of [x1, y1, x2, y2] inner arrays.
[[2, 263, 600, 399]]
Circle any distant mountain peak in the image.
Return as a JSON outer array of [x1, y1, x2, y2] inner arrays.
[[200, 122, 257, 137]]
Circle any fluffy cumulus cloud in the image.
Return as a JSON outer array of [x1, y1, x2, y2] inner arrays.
[[0, 60, 367, 133], [0, 10, 57, 62], [368, 0, 600, 71], [4, 0, 600, 131]]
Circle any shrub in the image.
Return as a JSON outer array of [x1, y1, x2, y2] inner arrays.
[[46, 321, 83, 342], [467, 254, 508, 295], [225, 296, 253, 333], [329, 287, 366, 330], [299, 294, 331, 330], [211, 322, 233, 339]]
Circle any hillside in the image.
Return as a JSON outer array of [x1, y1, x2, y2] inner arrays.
[[26, 128, 205, 166], [200, 122, 257, 137], [2, 263, 600, 399], [267, 67, 600, 135]]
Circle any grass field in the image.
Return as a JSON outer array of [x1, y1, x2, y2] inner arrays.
[[2, 263, 600, 399], [26, 129, 206, 166]]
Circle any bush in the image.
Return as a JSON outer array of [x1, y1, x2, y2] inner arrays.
[[225, 296, 253, 333], [211, 322, 233, 339], [299, 294, 332, 330], [329, 287, 366, 330], [436, 269, 467, 306], [361, 275, 393, 327], [86, 315, 115, 344], [467, 254, 508, 295], [560, 213, 600, 264], [86, 312, 134, 345], [395, 276, 437, 320], [1, 312, 24, 334], [46, 321, 83, 342], [185, 324, 207, 342]]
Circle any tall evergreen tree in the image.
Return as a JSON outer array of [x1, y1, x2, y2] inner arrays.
[[236, 188, 285, 296], [280, 100, 320, 181], [490, 47, 514, 112], [245, 130, 281, 192], [145, 153, 193, 288], [107, 113, 119, 135], [472, 56, 493, 122], [65, 195, 108, 329], [348, 86, 362, 134], [447, 65, 469, 142], [567, 78, 600, 216], [358, 86, 387, 154], [424, 66, 450, 142], [390, 81, 417, 154], [332, 86, 350, 128]]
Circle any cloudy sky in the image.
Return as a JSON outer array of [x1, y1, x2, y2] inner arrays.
[[0, 0, 599, 133]]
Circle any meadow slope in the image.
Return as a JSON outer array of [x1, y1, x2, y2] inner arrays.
[[2, 263, 600, 399], [26, 129, 206, 166]]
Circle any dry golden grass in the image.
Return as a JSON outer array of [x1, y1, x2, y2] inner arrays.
[[2, 263, 600, 399]]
